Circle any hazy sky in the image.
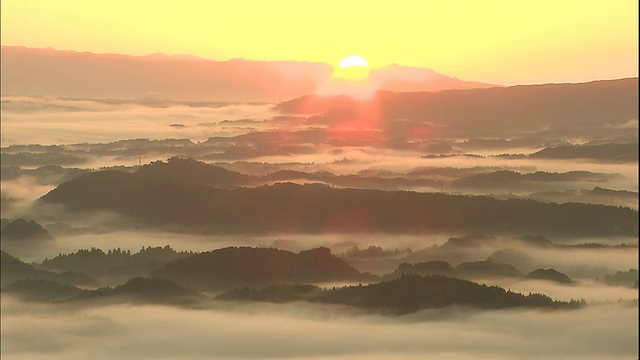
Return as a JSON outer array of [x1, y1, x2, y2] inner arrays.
[[1, 0, 637, 85]]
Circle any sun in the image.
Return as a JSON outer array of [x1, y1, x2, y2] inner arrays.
[[317, 55, 375, 98], [332, 55, 370, 81], [339, 55, 369, 68]]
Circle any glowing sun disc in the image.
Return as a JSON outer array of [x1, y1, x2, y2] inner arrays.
[[339, 56, 368, 68]]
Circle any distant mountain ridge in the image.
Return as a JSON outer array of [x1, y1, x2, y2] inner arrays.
[[369, 64, 496, 92], [1, 46, 497, 102]]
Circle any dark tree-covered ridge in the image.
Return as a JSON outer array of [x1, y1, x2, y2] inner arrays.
[[276, 78, 638, 138], [40, 169, 638, 236], [40, 245, 192, 281], [1, 218, 53, 243], [526, 268, 574, 284], [218, 274, 582, 314], [5, 274, 581, 315], [151, 246, 379, 292], [1, 250, 99, 288]]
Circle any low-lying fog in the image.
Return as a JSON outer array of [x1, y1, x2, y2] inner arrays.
[[4, 228, 637, 301], [2, 295, 637, 360], [2, 95, 637, 184], [0, 96, 278, 146]]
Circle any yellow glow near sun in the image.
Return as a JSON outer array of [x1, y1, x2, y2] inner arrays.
[[1, 0, 636, 85]]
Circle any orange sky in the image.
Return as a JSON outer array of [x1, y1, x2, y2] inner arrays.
[[1, 0, 638, 85]]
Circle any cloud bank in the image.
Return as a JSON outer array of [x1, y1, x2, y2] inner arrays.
[[2, 296, 637, 360]]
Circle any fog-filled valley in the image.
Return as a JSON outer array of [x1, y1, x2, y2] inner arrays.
[[1, 72, 638, 358]]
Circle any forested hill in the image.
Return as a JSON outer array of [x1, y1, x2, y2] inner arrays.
[[151, 247, 378, 292], [39, 169, 638, 236], [217, 274, 580, 314]]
